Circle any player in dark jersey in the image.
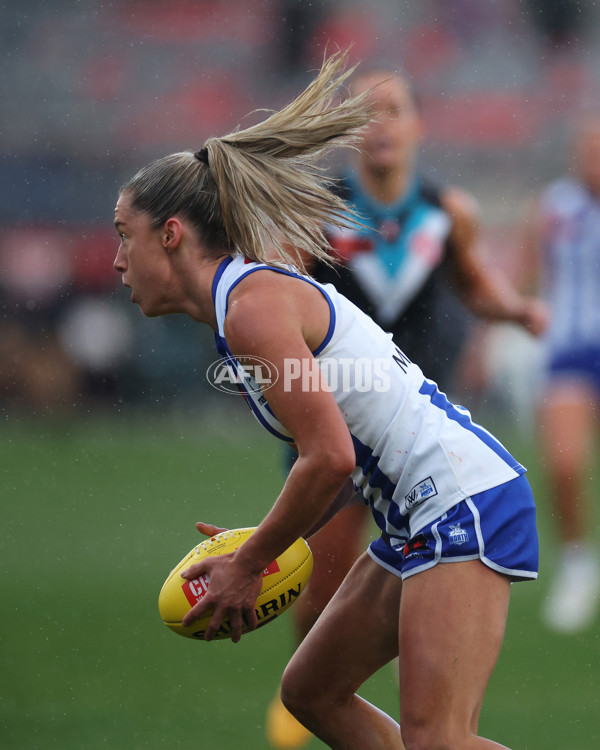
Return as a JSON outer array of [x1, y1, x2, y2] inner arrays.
[[315, 175, 470, 391], [315, 70, 545, 393]]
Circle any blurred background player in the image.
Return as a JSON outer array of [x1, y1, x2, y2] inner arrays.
[[522, 114, 600, 633], [266, 67, 548, 749]]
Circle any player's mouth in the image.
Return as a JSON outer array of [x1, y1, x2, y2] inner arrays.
[[122, 278, 136, 302]]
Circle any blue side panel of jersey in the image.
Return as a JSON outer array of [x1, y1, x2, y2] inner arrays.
[[351, 433, 406, 532], [352, 434, 392, 495], [418, 380, 525, 473], [369, 502, 388, 535]]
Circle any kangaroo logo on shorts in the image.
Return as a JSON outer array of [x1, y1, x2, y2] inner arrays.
[[449, 523, 469, 546], [404, 476, 437, 510]]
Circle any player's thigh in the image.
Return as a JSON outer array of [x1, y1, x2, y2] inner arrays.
[[293, 501, 371, 638], [306, 500, 370, 594], [398, 560, 510, 735], [283, 552, 401, 702]]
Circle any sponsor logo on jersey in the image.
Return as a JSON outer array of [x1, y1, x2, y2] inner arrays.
[[404, 476, 437, 510]]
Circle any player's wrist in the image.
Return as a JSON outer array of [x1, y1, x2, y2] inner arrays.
[[234, 543, 276, 576]]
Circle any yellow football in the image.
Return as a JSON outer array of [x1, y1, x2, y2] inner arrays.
[[158, 527, 313, 640]]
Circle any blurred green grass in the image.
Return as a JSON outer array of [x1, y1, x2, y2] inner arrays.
[[1, 406, 599, 749]]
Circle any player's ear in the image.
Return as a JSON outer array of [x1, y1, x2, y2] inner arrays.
[[163, 218, 184, 253]]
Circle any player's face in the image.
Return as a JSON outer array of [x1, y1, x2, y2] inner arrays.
[[113, 193, 178, 317], [353, 73, 423, 172]]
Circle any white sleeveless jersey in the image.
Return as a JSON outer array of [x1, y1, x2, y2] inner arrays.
[[538, 177, 600, 353], [213, 255, 525, 547]]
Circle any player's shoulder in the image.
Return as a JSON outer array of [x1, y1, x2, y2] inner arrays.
[[225, 266, 309, 341], [417, 176, 479, 219], [227, 267, 291, 318]]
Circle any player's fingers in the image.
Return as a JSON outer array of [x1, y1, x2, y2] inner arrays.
[[228, 609, 245, 643], [181, 595, 213, 627], [196, 521, 228, 537], [243, 605, 258, 633], [204, 606, 227, 641], [180, 560, 210, 580], [181, 552, 233, 580]]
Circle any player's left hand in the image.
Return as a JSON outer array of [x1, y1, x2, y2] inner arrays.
[[180, 543, 263, 642]]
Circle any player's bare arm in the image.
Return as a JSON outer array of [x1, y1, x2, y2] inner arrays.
[[181, 272, 354, 640], [443, 186, 548, 335], [225, 272, 355, 562]]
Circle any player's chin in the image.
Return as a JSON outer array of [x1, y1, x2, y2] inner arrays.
[[372, 153, 404, 172], [136, 298, 163, 318]]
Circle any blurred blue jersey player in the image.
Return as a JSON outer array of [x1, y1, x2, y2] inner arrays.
[[523, 115, 600, 633]]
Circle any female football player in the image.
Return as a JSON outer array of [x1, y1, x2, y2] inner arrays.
[[267, 65, 548, 749], [114, 51, 541, 750]]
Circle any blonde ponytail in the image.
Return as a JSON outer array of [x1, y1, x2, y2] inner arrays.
[[121, 50, 372, 271], [205, 50, 372, 270]]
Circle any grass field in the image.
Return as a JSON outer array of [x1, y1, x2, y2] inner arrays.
[[2, 403, 599, 749]]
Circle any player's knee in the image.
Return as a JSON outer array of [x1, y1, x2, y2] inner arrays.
[[401, 719, 457, 750], [280, 665, 314, 720]]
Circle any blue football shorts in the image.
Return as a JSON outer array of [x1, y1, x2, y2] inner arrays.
[[547, 345, 600, 394], [368, 474, 539, 582]]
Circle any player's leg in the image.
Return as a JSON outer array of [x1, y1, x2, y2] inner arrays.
[[398, 560, 512, 749], [281, 552, 405, 750], [266, 494, 369, 749], [292, 498, 370, 639], [540, 379, 596, 541], [539, 378, 600, 631]]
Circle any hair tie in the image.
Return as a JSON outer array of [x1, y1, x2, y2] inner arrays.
[[194, 148, 209, 165]]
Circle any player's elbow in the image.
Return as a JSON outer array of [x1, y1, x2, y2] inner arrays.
[[309, 446, 355, 485]]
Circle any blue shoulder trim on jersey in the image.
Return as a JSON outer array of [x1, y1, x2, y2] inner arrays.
[[418, 380, 526, 473], [214, 332, 228, 356], [224, 264, 336, 355], [233, 367, 295, 444], [211, 255, 234, 303], [312, 287, 336, 355], [213, 332, 294, 444]]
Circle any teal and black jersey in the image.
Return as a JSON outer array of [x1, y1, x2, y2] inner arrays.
[[313, 171, 471, 391]]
